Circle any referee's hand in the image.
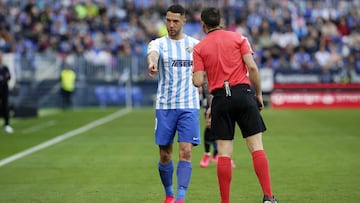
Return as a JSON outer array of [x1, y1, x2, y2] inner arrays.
[[255, 95, 264, 111]]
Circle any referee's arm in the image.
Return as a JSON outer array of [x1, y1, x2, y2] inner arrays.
[[192, 71, 204, 87], [243, 53, 264, 110]]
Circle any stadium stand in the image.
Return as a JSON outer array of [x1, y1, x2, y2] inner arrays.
[[0, 0, 359, 109]]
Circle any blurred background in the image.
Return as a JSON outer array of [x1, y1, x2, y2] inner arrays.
[[0, 0, 359, 117]]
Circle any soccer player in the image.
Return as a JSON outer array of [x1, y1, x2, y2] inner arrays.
[[147, 4, 200, 203], [192, 7, 277, 203], [199, 81, 218, 168], [0, 52, 13, 133]]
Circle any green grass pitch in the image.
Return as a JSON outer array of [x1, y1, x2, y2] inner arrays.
[[0, 107, 359, 202]]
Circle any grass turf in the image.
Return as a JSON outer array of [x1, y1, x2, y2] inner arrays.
[[0, 107, 359, 202]]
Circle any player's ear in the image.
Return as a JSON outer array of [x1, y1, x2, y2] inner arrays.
[[201, 21, 207, 33], [182, 16, 187, 24]]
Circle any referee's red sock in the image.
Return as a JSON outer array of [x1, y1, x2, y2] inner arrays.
[[217, 156, 232, 203], [252, 150, 273, 198]]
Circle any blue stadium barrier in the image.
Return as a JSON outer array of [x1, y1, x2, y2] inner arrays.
[[131, 86, 143, 107], [94, 85, 143, 107], [94, 86, 107, 108], [107, 86, 121, 104]]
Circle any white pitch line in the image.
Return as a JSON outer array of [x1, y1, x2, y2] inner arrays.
[[0, 108, 131, 168], [21, 120, 57, 134]]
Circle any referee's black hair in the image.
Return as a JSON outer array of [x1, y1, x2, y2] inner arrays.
[[167, 4, 186, 16], [201, 7, 220, 28]]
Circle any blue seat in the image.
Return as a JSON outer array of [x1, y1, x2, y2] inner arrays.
[[106, 86, 120, 104], [95, 85, 143, 107], [94, 86, 107, 107], [131, 86, 143, 107], [117, 87, 127, 105]]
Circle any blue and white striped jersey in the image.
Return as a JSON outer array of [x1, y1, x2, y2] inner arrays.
[[148, 35, 200, 110]]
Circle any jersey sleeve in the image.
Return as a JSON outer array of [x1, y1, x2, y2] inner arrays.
[[147, 39, 159, 54], [240, 36, 254, 55], [192, 46, 204, 72]]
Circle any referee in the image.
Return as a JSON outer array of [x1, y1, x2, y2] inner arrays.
[[192, 7, 277, 203]]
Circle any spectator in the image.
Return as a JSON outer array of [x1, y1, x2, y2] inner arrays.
[[315, 42, 332, 69], [0, 0, 358, 84], [293, 46, 314, 70]]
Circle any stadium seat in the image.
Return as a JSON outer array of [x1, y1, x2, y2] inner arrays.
[[94, 86, 107, 108], [117, 87, 127, 105], [131, 86, 143, 107], [106, 86, 120, 104]]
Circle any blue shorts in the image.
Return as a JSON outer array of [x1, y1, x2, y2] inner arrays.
[[155, 109, 200, 146]]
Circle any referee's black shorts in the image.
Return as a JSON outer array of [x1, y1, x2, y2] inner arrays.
[[211, 84, 266, 140]]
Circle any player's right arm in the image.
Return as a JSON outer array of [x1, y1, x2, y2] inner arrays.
[[147, 40, 160, 78], [147, 51, 159, 78]]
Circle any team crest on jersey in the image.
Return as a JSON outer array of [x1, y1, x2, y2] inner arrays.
[[185, 46, 194, 52]]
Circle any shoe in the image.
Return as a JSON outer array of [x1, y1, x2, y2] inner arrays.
[[4, 125, 14, 133], [164, 196, 175, 203], [200, 153, 210, 168], [263, 195, 278, 203], [175, 200, 184, 203], [211, 155, 218, 163]]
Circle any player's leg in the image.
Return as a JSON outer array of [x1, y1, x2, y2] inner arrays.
[[238, 93, 276, 202], [176, 109, 200, 202], [200, 127, 212, 167], [0, 92, 12, 133], [176, 141, 193, 202], [159, 145, 175, 203], [207, 128, 219, 163], [155, 110, 177, 203], [246, 133, 276, 202], [209, 129, 237, 168], [0, 93, 8, 124], [211, 93, 236, 203], [212, 141, 218, 158], [216, 140, 233, 203]]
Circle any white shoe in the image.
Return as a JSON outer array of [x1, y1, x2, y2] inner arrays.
[[5, 125, 14, 133]]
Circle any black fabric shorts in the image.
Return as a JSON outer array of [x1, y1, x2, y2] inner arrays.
[[211, 84, 266, 140], [204, 127, 216, 143]]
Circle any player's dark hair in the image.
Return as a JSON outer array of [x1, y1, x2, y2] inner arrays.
[[201, 7, 220, 28], [167, 4, 186, 16]]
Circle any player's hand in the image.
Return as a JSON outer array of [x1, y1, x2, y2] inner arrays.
[[148, 63, 158, 78], [205, 107, 211, 128]]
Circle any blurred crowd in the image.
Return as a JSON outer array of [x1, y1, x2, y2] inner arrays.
[[0, 0, 360, 83]]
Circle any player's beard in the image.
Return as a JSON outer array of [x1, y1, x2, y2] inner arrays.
[[167, 28, 181, 38]]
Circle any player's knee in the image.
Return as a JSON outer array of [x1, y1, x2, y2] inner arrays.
[[179, 148, 192, 161]]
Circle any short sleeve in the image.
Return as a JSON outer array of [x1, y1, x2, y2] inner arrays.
[[240, 36, 254, 55], [193, 46, 204, 72], [147, 39, 159, 54]]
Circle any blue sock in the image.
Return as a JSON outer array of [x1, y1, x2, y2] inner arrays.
[[158, 161, 174, 197], [176, 161, 192, 201]]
